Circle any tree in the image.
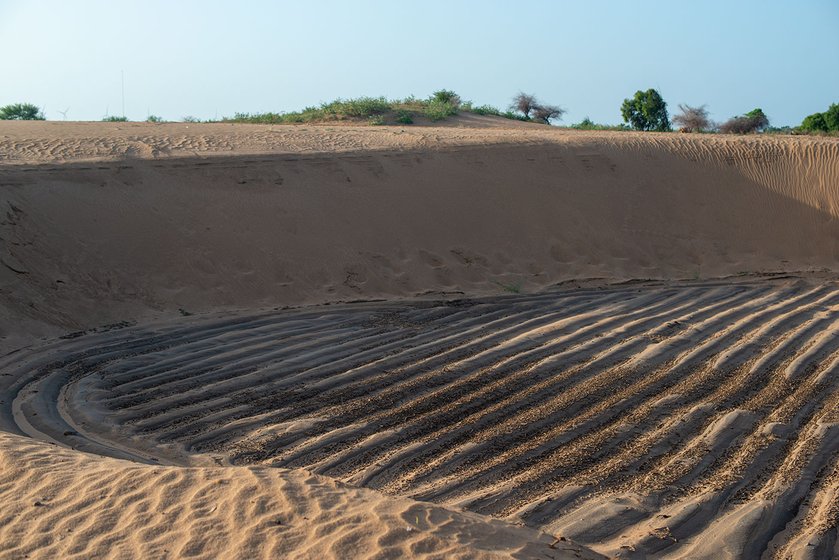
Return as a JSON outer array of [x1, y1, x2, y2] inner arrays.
[[719, 108, 769, 134], [510, 93, 565, 124], [0, 103, 45, 120], [800, 103, 839, 133], [743, 108, 769, 131], [532, 104, 565, 124], [826, 103, 839, 131], [800, 112, 828, 132], [672, 104, 710, 132], [511, 92, 537, 119], [620, 89, 670, 131]]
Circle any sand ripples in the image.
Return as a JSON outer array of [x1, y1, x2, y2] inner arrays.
[[3, 278, 836, 558]]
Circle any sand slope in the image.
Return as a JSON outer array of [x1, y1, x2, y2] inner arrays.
[[1, 123, 838, 350]]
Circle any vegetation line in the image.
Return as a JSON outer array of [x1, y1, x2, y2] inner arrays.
[[1, 90, 837, 136]]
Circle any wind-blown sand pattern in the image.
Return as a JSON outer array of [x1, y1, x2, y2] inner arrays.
[[1, 121, 838, 558], [1, 432, 599, 560], [2, 278, 837, 558]]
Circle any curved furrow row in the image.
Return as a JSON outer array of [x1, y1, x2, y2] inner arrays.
[[179, 288, 686, 455], [336, 287, 759, 490], [3, 279, 837, 559], [262, 287, 736, 474], [139, 291, 638, 446], [404, 284, 822, 505]]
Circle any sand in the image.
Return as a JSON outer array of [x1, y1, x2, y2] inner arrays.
[[1, 119, 837, 559]]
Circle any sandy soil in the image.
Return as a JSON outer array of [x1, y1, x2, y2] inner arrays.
[[1, 119, 838, 559], [0, 432, 603, 560]]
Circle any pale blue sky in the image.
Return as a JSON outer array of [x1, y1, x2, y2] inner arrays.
[[2, 0, 837, 126]]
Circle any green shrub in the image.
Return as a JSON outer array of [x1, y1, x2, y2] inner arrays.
[[469, 104, 502, 116], [570, 118, 629, 131], [322, 97, 390, 118], [430, 89, 461, 107], [424, 99, 458, 121], [225, 92, 471, 125], [765, 126, 795, 134], [395, 110, 414, 124], [502, 110, 530, 121], [465, 104, 530, 122], [182, 116, 201, 123], [102, 115, 128, 122], [146, 115, 163, 123], [0, 103, 45, 120]]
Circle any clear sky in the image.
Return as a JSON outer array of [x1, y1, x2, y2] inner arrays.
[[2, 0, 837, 126]]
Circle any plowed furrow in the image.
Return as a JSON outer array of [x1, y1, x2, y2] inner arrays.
[[5, 279, 836, 559]]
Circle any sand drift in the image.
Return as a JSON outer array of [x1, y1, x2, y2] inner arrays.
[[3, 279, 837, 558]]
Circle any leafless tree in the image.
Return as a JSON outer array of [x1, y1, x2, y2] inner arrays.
[[719, 117, 751, 134], [720, 117, 767, 134], [672, 104, 710, 132], [719, 109, 769, 134], [511, 92, 538, 119], [532, 104, 566, 124]]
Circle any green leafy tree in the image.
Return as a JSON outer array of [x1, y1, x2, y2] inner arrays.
[[826, 103, 839, 131], [0, 103, 45, 120], [801, 103, 839, 132], [621, 89, 670, 131], [743, 108, 769, 131], [801, 112, 829, 132]]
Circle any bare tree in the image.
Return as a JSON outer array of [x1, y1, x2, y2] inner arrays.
[[532, 104, 566, 124], [672, 104, 710, 132], [719, 108, 769, 134], [719, 117, 752, 134], [511, 92, 537, 119]]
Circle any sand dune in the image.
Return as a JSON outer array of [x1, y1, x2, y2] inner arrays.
[[1, 121, 838, 558], [2, 123, 839, 350]]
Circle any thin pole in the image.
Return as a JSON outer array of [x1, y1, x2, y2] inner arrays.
[[121, 70, 125, 118]]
